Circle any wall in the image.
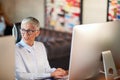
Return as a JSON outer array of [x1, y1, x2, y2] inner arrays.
[[82, 0, 108, 24], [1, 0, 45, 27], [14, 0, 45, 27], [0, 0, 15, 23], [1, 0, 108, 27]]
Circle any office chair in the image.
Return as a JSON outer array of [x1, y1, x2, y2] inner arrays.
[[12, 22, 21, 43]]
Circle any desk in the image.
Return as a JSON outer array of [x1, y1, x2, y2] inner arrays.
[[35, 71, 120, 80], [85, 73, 105, 80], [86, 73, 120, 80]]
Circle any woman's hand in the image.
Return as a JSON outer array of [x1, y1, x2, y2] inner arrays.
[[51, 68, 68, 79]]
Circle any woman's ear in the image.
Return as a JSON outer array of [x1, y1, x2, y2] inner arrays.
[[35, 30, 40, 37]]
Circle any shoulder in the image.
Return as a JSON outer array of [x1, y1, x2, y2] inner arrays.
[[34, 41, 46, 50], [15, 42, 24, 52], [16, 42, 23, 47], [34, 41, 44, 46], [15, 42, 25, 56]]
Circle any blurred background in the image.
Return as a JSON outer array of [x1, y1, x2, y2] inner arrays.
[[0, 0, 109, 35], [1, 0, 120, 70]]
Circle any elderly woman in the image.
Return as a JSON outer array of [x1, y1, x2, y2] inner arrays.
[[15, 17, 68, 80]]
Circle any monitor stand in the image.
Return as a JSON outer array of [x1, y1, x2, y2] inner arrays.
[[102, 50, 120, 80]]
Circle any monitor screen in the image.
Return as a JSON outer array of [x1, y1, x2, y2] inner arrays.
[[68, 20, 120, 80], [0, 36, 15, 80]]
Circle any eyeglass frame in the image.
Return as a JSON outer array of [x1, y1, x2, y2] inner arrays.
[[20, 28, 39, 35]]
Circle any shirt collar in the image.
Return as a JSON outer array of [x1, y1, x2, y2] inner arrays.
[[19, 40, 35, 52]]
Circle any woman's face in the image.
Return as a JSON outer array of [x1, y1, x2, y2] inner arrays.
[[20, 23, 39, 46]]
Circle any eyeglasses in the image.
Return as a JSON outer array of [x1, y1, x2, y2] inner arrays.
[[20, 29, 38, 35]]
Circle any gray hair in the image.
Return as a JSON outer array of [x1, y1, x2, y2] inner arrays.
[[21, 17, 40, 29]]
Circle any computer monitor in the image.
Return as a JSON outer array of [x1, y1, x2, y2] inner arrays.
[[0, 36, 15, 80], [68, 20, 120, 80]]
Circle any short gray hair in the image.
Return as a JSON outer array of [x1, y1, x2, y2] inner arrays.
[[21, 17, 40, 29]]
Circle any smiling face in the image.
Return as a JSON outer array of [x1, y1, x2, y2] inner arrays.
[[21, 23, 40, 46]]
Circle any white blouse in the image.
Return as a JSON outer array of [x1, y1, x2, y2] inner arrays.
[[15, 40, 56, 80]]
